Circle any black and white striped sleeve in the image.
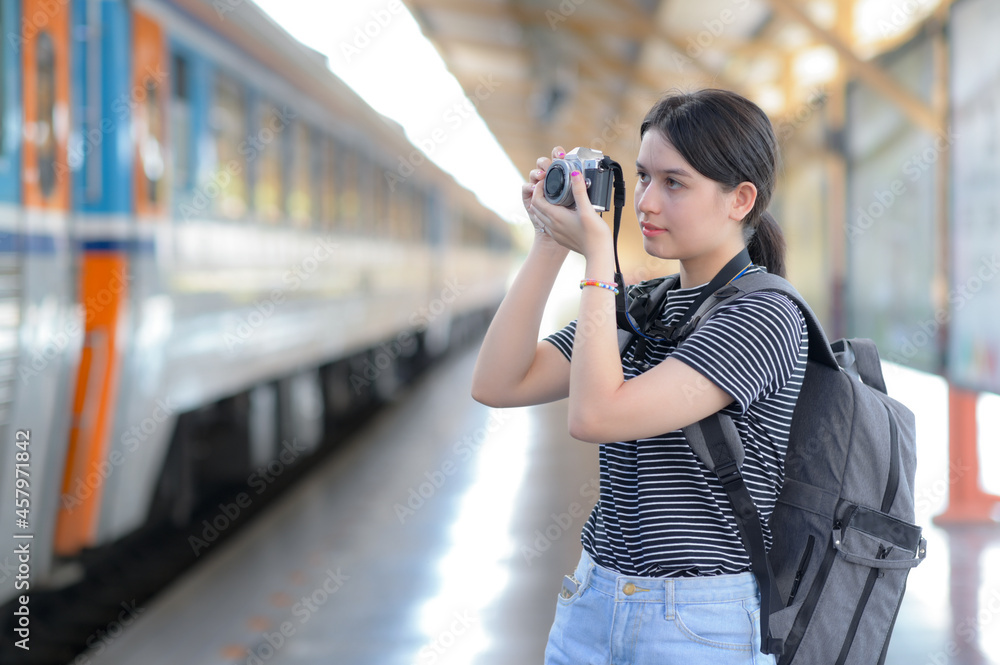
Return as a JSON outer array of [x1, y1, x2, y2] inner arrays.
[[543, 320, 577, 361], [670, 292, 806, 414]]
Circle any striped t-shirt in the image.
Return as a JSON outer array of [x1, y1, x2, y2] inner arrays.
[[545, 269, 808, 578]]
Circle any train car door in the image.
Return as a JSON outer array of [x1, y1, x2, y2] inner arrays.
[[9, 0, 81, 590], [94, 8, 176, 542], [55, 0, 133, 555]]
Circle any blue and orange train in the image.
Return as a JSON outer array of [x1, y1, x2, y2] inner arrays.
[[0, 0, 513, 606]]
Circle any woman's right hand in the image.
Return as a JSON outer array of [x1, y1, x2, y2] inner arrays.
[[522, 147, 566, 240]]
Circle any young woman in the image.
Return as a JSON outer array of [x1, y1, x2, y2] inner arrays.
[[471, 88, 808, 664]]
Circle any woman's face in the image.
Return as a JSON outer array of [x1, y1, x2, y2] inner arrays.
[[633, 129, 745, 263]]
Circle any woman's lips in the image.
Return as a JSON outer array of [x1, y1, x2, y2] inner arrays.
[[640, 222, 666, 237]]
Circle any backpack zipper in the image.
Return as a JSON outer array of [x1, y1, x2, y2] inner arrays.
[[786, 534, 815, 606], [880, 404, 901, 513], [835, 544, 890, 665]]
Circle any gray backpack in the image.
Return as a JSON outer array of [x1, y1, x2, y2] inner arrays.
[[617, 268, 927, 665]]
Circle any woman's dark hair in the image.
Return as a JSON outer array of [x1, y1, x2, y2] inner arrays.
[[640, 89, 786, 277]]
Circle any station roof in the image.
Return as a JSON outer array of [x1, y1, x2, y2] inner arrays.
[[404, 0, 950, 181]]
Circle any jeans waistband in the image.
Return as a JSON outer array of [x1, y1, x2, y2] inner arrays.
[[572, 549, 760, 605]]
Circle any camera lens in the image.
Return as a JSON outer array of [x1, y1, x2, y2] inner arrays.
[[543, 162, 572, 206]]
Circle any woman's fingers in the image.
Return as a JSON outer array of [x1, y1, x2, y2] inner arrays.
[[529, 159, 550, 186], [521, 183, 535, 206], [528, 148, 567, 186], [569, 168, 591, 209], [523, 147, 574, 241]]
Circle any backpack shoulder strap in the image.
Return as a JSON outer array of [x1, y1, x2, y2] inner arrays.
[[677, 270, 842, 658], [683, 413, 785, 656], [677, 270, 840, 370], [832, 338, 888, 394]]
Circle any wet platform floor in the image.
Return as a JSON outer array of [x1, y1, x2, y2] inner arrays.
[[84, 344, 1000, 665]]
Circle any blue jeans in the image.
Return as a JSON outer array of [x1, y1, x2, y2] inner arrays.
[[544, 549, 777, 665]]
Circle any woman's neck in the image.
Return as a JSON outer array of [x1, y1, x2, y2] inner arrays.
[[678, 242, 748, 289]]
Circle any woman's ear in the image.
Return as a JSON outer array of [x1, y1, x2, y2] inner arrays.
[[729, 181, 757, 222]]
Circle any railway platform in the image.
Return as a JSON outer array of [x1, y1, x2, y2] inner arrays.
[[81, 344, 1000, 665]]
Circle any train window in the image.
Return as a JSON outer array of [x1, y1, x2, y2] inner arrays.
[[409, 189, 423, 242], [171, 53, 191, 193], [287, 121, 313, 228], [255, 101, 285, 223], [394, 184, 414, 242], [357, 151, 375, 236], [319, 137, 337, 228], [36, 31, 56, 199], [139, 78, 165, 205], [415, 190, 428, 242], [339, 144, 360, 232], [386, 179, 402, 240], [373, 159, 389, 237], [211, 73, 248, 219]]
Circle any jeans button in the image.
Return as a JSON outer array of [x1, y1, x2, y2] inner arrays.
[[623, 582, 636, 596]]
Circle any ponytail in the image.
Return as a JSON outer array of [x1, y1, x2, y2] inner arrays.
[[746, 211, 786, 278]]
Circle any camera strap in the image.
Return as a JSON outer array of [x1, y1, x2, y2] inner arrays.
[[603, 154, 754, 355], [603, 157, 634, 334]]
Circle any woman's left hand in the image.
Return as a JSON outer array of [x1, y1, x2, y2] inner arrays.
[[528, 163, 612, 259]]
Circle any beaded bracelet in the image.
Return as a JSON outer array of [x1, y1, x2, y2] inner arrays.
[[579, 279, 619, 295]]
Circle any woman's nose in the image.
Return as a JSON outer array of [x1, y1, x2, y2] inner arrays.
[[636, 186, 658, 215]]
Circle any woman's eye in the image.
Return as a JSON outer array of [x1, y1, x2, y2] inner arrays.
[[665, 178, 682, 190], [636, 172, 650, 184]]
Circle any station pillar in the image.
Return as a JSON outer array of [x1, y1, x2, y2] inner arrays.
[[933, 386, 1000, 525]]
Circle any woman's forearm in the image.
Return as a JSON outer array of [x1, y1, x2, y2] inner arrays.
[[567, 243, 622, 438], [471, 239, 569, 404]]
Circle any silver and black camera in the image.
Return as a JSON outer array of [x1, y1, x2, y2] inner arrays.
[[543, 147, 614, 212]]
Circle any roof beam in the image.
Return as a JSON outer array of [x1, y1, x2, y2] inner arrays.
[[620, 0, 747, 93], [763, 0, 943, 135]]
